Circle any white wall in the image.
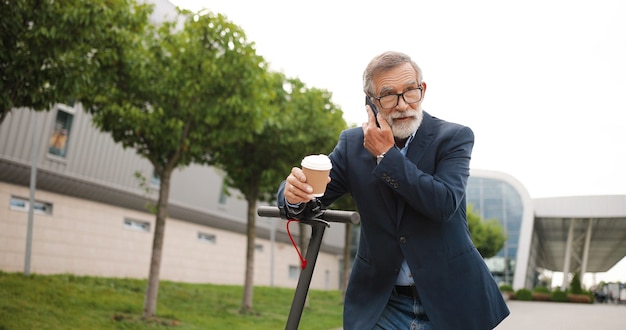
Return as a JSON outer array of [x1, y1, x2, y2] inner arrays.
[[0, 182, 341, 290]]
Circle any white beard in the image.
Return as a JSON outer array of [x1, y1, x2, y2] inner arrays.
[[384, 108, 423, 139]]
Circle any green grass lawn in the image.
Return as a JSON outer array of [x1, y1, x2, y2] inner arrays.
[[0, 271, 343, 329]]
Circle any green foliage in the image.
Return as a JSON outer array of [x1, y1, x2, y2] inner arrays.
[[81, 9, 268, 172], [133, 171, 157, 213], [569, 272, 583, 294], [531, 286, 551, 301], [515, 288, 533, 301], [533, 286, 550, 293], [466, 206, 507, 258], [331, 193, 357, 212], [499, 284, 514, 292], [0, 0, 152, 124], [551, 288, 568, 302], [0, 271, 343, 329], [211, 73, 346, 204]]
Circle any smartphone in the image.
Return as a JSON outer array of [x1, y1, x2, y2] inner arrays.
[[365, 95, 380, 127]]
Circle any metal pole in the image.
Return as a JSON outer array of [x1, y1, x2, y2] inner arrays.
[[25, 111, 40, 275], [270, 218, 276, 287], [561, 218, 576, 290], [500, 183, 509, 284], [285, 221, 326, 330], [580, 219, 593, 284]]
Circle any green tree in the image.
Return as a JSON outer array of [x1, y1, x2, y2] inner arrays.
[[0, 0, 151, 124], [79, 9, 269, 318], [570, 272, 583, 294], [210, 74, 346, 313], [467, 206, 507, 259]]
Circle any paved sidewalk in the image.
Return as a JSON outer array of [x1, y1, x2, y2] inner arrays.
[[495, 300, 625, 329], [329, 300, 625, 329]]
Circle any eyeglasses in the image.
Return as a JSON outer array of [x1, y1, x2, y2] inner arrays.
[[373, 87, 423, 109]]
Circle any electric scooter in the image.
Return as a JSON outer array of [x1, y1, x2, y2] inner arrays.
[[257, 204, 360, 330]]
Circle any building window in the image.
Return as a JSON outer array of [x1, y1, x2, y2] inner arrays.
[[123, 218, 150, 232], [218, 179, 228, 205], [9, 196, 53, 215], [198, 232, 216, 244], [289, 265, 300, 280], [150, 169, 161, 188], [48, 107, 74, 158]]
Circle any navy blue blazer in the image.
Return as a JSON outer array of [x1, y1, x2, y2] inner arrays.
[[279, 112, 509, 329]]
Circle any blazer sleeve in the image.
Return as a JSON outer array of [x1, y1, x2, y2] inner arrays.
[[373, 124, 474, 222]]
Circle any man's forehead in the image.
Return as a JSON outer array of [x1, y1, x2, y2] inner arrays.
[[377, 78, 419, 94], [373, 63, 418, 91]]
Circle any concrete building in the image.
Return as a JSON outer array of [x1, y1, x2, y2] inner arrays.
[[532, 195, 626, 289], [467, 169, 535, 289], [467, 169, 626, 290]]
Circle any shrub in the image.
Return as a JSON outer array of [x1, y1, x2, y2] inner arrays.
[[531, 286, 551, 301], [499, 284, 514, 292], [499, 284, 514, 300], [569, 273, 583, 294], [515, 288, 532, 301], [551, 288, 568, 302]]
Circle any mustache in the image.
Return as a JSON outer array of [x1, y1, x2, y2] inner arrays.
[[389, 110, 419, 119]]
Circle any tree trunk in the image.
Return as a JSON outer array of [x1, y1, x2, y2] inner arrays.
[[241, 183, 259, 314], [142, 169, 172, 318]]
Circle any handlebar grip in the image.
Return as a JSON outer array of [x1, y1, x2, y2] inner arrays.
[[257, 206, 360, 225], [318, 209, 360, 224], [257, 206, 282, 218]]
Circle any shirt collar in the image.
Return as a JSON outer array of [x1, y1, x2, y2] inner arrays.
[[399, 131, 417, 155]]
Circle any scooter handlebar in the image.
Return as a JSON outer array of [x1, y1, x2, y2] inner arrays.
[[257, 206, 360, 225]]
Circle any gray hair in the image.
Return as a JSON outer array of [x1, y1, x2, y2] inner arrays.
[[362, 51, 423, 96]]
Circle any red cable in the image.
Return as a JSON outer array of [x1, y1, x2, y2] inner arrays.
[[286, 219, 307, 269]]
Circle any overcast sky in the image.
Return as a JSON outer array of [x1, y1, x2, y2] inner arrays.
[[168, 0, 626, 282], [169, 0, 626, 200]]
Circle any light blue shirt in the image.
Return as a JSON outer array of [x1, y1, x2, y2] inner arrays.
[[393, 132, 416, 286]]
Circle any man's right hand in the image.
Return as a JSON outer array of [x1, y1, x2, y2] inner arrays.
[[363, 104, 394, 158], [285, 167, 318, 204]]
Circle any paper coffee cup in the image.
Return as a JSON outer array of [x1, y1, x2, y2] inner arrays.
[[301, 154, 332, 197]]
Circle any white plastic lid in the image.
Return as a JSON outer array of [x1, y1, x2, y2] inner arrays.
[[301, 154, 332, 170]]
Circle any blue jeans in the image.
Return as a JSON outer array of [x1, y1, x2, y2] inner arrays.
[[373, 291, 432, 330]]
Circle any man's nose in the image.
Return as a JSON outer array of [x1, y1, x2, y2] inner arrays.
[[395, 96, 410, 111]]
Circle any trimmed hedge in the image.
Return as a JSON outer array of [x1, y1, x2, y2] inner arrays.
[[507, 284, 594, 304], [531, 286, 551, 301], [499, 284, 514, 292], [551, 289, 568, 302], [515, 288, 533, 301]]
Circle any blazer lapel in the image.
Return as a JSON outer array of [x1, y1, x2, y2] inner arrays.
[[396, 112, 436, 227], [405, 112, 435, 164]]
